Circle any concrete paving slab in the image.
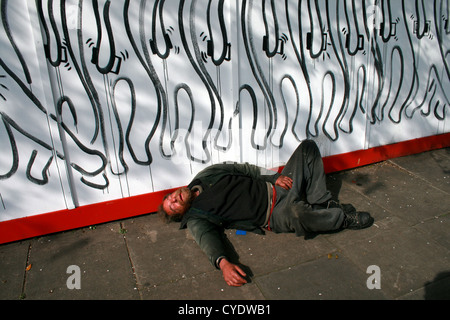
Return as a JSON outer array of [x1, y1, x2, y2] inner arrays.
[[336, 162, 450, 226], [390, 148, 450, 193], [223, 230, 336, 277], [326, 215, 405, 247], [255, 255, 387, 300], [398, 271, 450, 300], [23, 223, 140, 299], [0, 240, 29, 299], [413, 214, 450, 250], [329, 221, 450, 299], [121, 214, 214, 292], [143, 270, 265, 300], [122, 215, 269, 299]]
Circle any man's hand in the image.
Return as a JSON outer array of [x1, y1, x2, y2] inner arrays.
[[275, 175, 293, 190], [219, 258, 247, 287]]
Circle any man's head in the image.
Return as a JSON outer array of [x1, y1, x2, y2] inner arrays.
[[158, 187, 194, 223]]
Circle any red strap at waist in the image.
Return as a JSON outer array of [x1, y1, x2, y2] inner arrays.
[[267, 186, 277, 231]]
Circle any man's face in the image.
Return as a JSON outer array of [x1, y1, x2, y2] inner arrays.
[[162, 187, 193, 216]]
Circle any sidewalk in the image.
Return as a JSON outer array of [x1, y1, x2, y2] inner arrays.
[[1, 148, 449, 300]]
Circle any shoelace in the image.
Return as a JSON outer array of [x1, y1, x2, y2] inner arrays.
[[343, 212, 360, 227]]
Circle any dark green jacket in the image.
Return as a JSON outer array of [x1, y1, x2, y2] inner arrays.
[[180, 163, 281, 268]]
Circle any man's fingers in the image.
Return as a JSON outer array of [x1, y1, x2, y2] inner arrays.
[[285, 177, 293, 189], [235, 265, 247, 277], [277, 176, 293, 190], [221, 260, 249, 287], [232, 268, 247, 284], [228, 266, 247, 286], [229, 274, 247, 286]]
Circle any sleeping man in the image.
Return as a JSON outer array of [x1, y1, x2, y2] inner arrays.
[[158, 140, 373, 287]]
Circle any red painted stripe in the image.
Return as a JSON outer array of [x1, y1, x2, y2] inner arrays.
[[323, 133, 450, 173], [0, 187, 178, 245], [1, 133, 449, 244]]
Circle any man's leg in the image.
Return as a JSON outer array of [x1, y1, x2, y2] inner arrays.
[[280, 139, 331, 205], [271, 140, 373, 236], [270, 140, 343, 235]]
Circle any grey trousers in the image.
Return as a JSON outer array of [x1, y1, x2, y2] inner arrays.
[[270, 140, 345, 237]]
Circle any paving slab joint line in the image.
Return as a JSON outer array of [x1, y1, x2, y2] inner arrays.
[[252, 252, 335, 280], [253, 278, 269, 300], [386, 159, 450, 195], [19, 243, 32, 299], [395, 272, 450, 300], [411, 211, 450, 227], [163, 269, 218, 287], [120, 222, 143, 300]]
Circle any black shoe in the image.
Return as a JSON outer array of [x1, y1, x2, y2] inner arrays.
[[340, 203, 356, 215], [342, 211, 374, 230]]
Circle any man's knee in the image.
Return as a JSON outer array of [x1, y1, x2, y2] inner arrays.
[[301, 139, 318, 150], [300, 139, 321, 158]]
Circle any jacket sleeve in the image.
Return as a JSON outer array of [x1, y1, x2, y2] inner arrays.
[[199, 163, 280, 185], [186, 218, 228, 269], [231, 162, 281, 184]]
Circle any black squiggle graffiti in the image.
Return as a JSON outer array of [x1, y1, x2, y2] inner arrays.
[[37, 0, 65, 67], [91, 0, 119, 74], [206, 0, 231, 65], [150, 0, 173, 59], [26, 150, 53, 185], [0, 0, 448, 216], [1, 0, 32, 84], [241, 0, 275, 150]]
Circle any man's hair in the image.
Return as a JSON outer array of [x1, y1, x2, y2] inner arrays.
[[157, 194, 184, 223]]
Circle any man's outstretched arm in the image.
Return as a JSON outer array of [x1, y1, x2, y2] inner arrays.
[[186, 218, 228, 267], [186, 218, 248, 287]]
